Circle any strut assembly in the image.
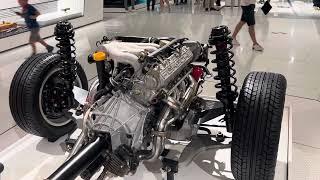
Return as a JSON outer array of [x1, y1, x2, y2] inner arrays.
[[208, 26, 238, 132], [54, 21, 78, 110]]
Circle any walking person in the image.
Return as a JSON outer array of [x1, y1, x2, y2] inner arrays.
[[231, 0, 264, 51], [160, 0, 171, 12], [147, 0, 156, 10], [314, 0, 320, 9], [16, 0, 54, 56], [125, 0, 135, 10], [204, 0, 216, 11], [180, 0, 187, 4]]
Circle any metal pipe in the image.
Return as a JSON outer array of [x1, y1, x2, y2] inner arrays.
[[167, 69, 192, 95], [181, 75, 198, 108], [66, 109, 91, 161], [140, 76, 199, 162], [139, 105, 171, 161], [47, 136, 108, 180]]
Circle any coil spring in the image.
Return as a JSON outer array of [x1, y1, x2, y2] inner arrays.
[[54, 21, 77, 108], [211, 38, 238, 100], [208, 25, 238, 132]]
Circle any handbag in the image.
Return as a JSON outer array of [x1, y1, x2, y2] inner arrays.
[[261, 1, 272, 15]]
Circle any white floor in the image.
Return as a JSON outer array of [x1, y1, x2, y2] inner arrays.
[[0, 4, 320, 179], [0, 106, 290, 180]]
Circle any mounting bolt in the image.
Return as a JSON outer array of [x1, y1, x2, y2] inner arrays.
[[216, 131, 225, 142]]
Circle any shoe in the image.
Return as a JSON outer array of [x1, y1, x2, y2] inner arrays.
[[205, 8, 209, 11], [252, 44, 264, 51], [232, 39, 240, 46], [210, 7, 217, 11], [46, 45, 54, 53]]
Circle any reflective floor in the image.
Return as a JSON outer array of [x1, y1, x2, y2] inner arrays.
[[0, 108, 290, 180], [0, 3, 320, 179]]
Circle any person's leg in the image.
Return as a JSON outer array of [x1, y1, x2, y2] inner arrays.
[[248, 25, 258, 44], [29, 30, 37, 55], [38, 38, 54, 52], [204, 0, 209, 10], [124, 0, 129, 10], [210, 0, 216, 10], [34, 28, 54, 52], [38, 38, 49, 47], [152, 0, 155, 10], [232, 6, 247, 39], [30, 42, 36, 55], [160, 0, 164, 11], [131, 0, 135, 9], [246, 5, 262, 46], [165, 0, 171, 11], [232, 21, 245, 39], [216, 0, 221, 6], [147, 0, 151, 10]]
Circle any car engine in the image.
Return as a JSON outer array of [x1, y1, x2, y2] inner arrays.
[[8, 21, 287, 180], [64, 37, 209, 178]]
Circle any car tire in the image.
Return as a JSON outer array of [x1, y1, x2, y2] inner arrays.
[[231, 71, 287, 180], [9, 53, 88, 140]]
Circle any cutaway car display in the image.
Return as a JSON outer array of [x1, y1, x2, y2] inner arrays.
[[9, 21, 287, 180]]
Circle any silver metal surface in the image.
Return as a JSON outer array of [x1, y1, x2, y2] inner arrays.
[[90, 92, 150, 149], [141, 75, 199, 161], [157, 46, 193, 88]]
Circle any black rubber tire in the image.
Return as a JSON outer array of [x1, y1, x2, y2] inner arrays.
[[231, 71, 287, 180], [9, 53, 88, 139]]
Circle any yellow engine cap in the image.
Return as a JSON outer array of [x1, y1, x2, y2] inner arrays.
[[93, 51, 106, 61]]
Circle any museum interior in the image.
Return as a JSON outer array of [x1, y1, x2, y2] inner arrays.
[[0, 0, 319, 180]]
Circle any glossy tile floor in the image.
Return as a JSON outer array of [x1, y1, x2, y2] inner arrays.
[[0, 109, 290, 180], [0, 3, 320, 179]]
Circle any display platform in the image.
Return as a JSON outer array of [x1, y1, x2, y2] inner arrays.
[[0, 102, 291, 180]]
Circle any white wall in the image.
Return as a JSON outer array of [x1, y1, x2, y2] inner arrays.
[[0, 0, 103, 52], [0, 0, 55, 10], [57, 0, 85, 14]]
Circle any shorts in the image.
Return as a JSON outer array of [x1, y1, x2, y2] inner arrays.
[[29, 28, 41, 42], [241, 4, 255, 26]]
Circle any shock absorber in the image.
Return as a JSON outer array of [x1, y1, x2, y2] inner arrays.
[[208, 25, 238, 132], [54, 21, 77, 109]]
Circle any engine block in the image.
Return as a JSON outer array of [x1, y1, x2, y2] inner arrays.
[[131, 45, 193, 105], [157, 45, 193, 88]]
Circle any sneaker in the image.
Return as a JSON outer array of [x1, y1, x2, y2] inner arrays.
[[205, 8, 209, 11], [46, 45, 54, 53], [232, 39, 240, 46], [252, 44, 264, 51]]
